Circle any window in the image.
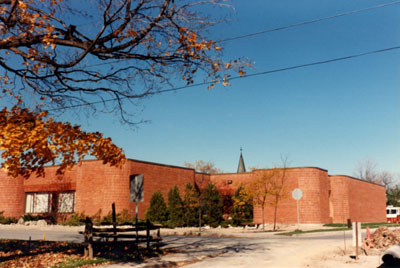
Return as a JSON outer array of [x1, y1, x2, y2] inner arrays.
[[58, 192, 75, 213], [391, 209, 397, 214], [130, 174, 144, 202], [25, 193, 51, 213], [25, 192, 75, 214]]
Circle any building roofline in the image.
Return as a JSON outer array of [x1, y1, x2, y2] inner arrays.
[[210, 166, 329, 176], [42, 158, 196, 172], [329, 174, 385, 187]]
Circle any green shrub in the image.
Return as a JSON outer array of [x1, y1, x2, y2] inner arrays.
[[101, 209, 134, 225], [201, 183, 223, 227], [183, 183, 199, 227], [59, 212, 87, 226], [145, 190, 168, 223], [167, 185, 184, 227], [0, 212, 17, 224], [22, 214, 44, 221], [220, 218, 234, 228]]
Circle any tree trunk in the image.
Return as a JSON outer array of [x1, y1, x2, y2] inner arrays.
[[262, 204, 265, 231], [273, 203, 278, 231]]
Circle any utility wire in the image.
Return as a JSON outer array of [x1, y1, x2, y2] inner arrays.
[[52, 44, 400, 111], [217, 0, 400, 43], [83, 1, 400, 69]]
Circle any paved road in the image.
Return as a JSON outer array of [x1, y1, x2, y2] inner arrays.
[[0, 226, 357, 243], [0, 227, 364, 268]]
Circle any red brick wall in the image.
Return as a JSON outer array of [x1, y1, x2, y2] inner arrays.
[[75, 159, 197, 219], [211, 168, 332, 224], [0, 159, 387, 224], [0, 170, 24, 218], [329, 176, 350, 223], [297, 168, 331, 223], [331, 175, 386, 223]]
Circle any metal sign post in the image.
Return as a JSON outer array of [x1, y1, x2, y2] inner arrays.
[[292, 188, 303, 230]]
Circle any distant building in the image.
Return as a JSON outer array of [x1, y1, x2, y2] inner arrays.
[[0, 155, 386, 224]]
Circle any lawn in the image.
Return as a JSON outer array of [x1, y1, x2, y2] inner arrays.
[[276, 222, 400, 236]]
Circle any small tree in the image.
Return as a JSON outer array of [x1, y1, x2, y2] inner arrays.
[[201, 183, 223, 227], [232, 185, 253, 225], [183, 183, 200, 227], [268, 167, 289, 231], [184, 160, 222, 174], [167, 185, 184, 227], [245, 170, 274, 230], [145, 190, 167, 223]]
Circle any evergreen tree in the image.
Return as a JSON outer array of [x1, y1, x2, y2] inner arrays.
[[145, 190, 167, 223], [201, 183, 223, 227], [183, 183, 200, 226], [387, 186, 400, 206], [232, 185, 253, 225], [167, 185, 184, 227]]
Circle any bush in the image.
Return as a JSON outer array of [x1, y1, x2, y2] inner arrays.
[[22, 214, 44, 221], [167, 185, 184, 227], [0, 212, 17, 224], [145, 190, 167, 223], [201, 183, 223, 227], [101, 209, 135, 225], [183, 183, 199, 227], [231, 185, 253, 226], [59, 212, 87, 226], [220, 218, 234, 228]]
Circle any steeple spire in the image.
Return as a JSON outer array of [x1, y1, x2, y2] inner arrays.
[[237, 147, 246, 173]]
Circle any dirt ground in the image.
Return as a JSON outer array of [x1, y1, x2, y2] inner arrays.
[[0, 223, 389, 267], [161, 224, 386, 268]]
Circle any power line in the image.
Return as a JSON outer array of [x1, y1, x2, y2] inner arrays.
[[217, 1, 400, 43], [82, 1, 400, 69], [52, 44, 400, 111]]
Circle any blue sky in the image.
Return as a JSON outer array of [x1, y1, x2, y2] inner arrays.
[[61, 0, 400, 177]]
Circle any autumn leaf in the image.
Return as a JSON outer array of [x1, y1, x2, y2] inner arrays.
[[0, 106, 125, 178]]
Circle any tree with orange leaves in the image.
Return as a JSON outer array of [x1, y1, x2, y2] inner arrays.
[[0, 0, 247, 122], [0, 105, 125, 178], [245, 160, 288, 231], [0, 1, 246, 177]]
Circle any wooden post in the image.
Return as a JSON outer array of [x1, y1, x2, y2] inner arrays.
[[112, 203, 117, 245], [156, 228, 160, 251], [146, 219, 150, 251], [355, 221, 359, 260], [135, 216, 139, 255], [84, 217, 93, 259]]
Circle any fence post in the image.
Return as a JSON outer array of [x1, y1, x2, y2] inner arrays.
[[84, 217, 93, 259], [135, 216, 139, 255], [156, 228, 160, 251], [146, 219, 150, 250]]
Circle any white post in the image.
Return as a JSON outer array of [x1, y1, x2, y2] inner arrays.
[[296, 199, 300, 230]]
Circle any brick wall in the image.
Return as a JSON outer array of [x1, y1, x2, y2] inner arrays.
[[329, 176, 350, 223], [0, 159, 387, 223], [330, 175, 386, 223], [75, 159, 197, 218], [0, 170, 24, 218]]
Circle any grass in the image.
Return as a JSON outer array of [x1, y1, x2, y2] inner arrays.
[[51, 257, 110, 268], [323, 222, 400, 229], [276, 227, 349, 236], [277, 222, 400, 236]]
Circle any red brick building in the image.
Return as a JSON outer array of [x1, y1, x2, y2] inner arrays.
[[0, 157, 386, 224]]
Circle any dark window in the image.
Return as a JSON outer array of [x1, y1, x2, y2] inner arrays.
[[130, 174, 144, 202]]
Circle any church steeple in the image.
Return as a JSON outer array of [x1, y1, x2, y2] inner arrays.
[[237, 147, 246, 173]]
